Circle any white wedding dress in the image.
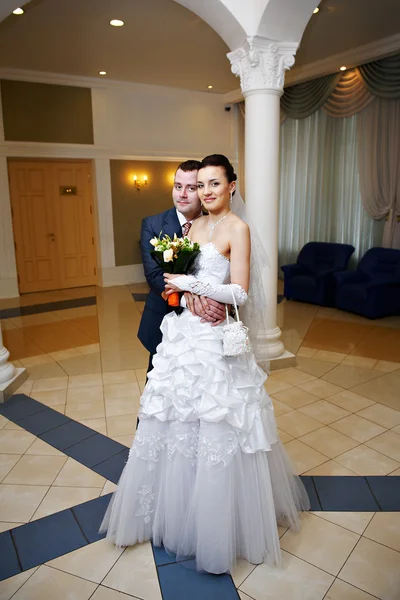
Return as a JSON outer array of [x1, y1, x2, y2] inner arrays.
[[101, 243, 310, 574]]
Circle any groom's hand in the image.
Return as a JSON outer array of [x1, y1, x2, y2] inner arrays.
[[184, 293, 226, 326]]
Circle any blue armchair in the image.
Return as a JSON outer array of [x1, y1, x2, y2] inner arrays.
[[281, 242, 355, 306], [335, 248, 400, 319]]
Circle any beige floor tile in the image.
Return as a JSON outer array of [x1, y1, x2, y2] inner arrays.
[[323, 365, 381, 389], [102, 370, 137, 385], [0, 567, 39, 600], [389, 468, 400, 476], [78, 417, 107, 435], [328, 390, 375, 413], [25, 439, 64, 456], [277, 411, 323, 438], [0, 454, 21, 482], [299, 400, 351, 424], [0, 430, 36, 454], [78, 343, 100, 355], [65, 400, 105, 420], [134, 368, 148, 383], [325, 579, 379, 600], [272, 387, 320, 409], [374, 360, 400, 373], [295, 356, 338, 378], [264, 377, 293, 395], [47, 538, 125, 583], [351, 371, 400, 411], [33, 486, 101, 520], [0, 415, 9, 430], [312, 350, 347, 363], [25, 361, 69, 380], [232, 559, 257, 587], [330, 414, 387, 443], [101, 480, 118, 496], [68, 373, 103, 388], [105, 396, 140, 417], [335, 445, 399, 475], [299, 427, 359, 459], [277, 429, 294, 444], [240, 550, 334, 600], [339, 537, 400, 600], [12, 565, 97, 600], [363, 512, 400, 552], [311, 511, 374, 535], [298, 379, 345, 398], [303, 460, 358, 476], [19, 355, 55, 367], [31, 376, 68, 392], [15, 380, 34, 395], [49, 349, 83, 361], [280, 513, 359, 576], [392, 424, 400, 434], [271, 398, 294, 416], [53, 457, 106, 488], [103, 382, 141, 400], [342, 356, 378, 370], [3, 455, 67, 486], [283, 440, 328, 474], [101, 350, 149, 372], [0, 520, 24, 532], [365, 430, 400, 462], [90, 586, 135, 600], [29, 389, 67, 406], [59, 353, 102, 375], [52, 404, 66, 415], [103, 543, 162, 600], [357, 404, 400, 429], [66, 385, 104, 404], [107, 414, 138, 438], [296, 347, 318, 358], [0, 484, 48, 522], [273, 368, 316, 386]]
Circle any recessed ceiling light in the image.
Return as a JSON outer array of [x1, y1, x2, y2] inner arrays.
[[313, 7, 319, 13], [340, 66, 347, 71], [207, 85, 213, 89], [13, 7, 24, 15], [99, 71, 107, 76], [110, 19, 124, 27]]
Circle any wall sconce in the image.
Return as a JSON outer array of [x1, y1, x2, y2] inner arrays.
[[133, 175, 148, 191]]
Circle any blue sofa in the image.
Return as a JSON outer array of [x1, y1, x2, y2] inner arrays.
[[281, 242, 355, 306], [335, 247, 400, 318]]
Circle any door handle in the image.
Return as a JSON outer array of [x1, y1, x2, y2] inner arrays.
[[48, 233, 55, 240]]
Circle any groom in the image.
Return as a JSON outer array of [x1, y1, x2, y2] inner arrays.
[[138, 159, 226, 373]]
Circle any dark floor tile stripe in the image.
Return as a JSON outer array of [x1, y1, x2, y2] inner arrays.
[[0, 394, 47, 421], [92, 448, 130, 483], [0, 295, 96, 319], [300, 476, 321, 510], [366, 476, 400, 511], [0, 531, 21, 581], [313, 476, 381, 512], [71, 494, 111, 543], [17, 408, 70, 436], [40, 420, 98, 451]]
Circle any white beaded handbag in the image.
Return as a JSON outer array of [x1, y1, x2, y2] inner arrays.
[[222, 288, 251, 357]]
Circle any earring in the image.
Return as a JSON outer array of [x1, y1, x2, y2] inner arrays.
[[230, 191, 233, 205]]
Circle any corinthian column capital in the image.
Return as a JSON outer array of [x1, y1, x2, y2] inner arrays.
[[228, 36, 298, 96]]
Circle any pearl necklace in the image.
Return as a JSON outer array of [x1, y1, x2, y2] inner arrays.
[[208, 211, 232, 241]]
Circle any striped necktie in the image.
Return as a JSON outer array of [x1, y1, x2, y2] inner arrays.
[[182, 221, 192, 237]]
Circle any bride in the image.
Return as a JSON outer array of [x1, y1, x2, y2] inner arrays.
[[101, 154, 309, 574]]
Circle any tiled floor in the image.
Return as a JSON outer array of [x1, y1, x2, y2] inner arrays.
[[0, 283, 399, 599]]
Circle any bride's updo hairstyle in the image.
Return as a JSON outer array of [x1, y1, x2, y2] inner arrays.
[[200, 154, 237, 188]]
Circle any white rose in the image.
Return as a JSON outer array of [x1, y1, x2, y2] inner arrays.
[[150, 238, 158, 247], [163, 249, 174, 263]]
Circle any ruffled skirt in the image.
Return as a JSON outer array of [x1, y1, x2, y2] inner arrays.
[[101, 310, 310, 574]]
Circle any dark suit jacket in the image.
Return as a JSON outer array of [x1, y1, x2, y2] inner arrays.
[[137, 207, 182, 355]]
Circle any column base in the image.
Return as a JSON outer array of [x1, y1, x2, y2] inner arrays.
[[0, 368, 28, 403], [269, 350, 297, 370], [254, 326, 297, 371]]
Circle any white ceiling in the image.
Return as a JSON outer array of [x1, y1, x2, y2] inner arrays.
[[0, 0, 399, 93]]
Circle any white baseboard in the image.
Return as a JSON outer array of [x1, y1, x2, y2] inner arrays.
[[100, 264, 146, 287], [0, 278, 19, 299]]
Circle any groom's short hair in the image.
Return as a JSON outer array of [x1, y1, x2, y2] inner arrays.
[[176, 159, 201, 174]]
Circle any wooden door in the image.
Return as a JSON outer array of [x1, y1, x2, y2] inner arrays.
[[8, 160, 97, 293], [8, 161, 60, 293], [51, 162, 97, 289]]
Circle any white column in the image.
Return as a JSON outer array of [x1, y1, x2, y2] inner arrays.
[[0, 321, 27, 402], [0, 323, 15, 384], [228, 37, 298, 362]]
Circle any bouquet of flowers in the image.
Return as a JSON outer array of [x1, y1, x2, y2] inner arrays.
[[150, 233, 201, 306]]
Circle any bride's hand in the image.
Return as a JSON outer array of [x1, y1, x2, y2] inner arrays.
[[164, 273, 181, 293]]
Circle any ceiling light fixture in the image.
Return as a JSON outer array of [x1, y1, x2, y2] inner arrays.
[[13, 7, 24, 14], [207, 85, 213, 89], [340, 66, 347, 71], [110, 19, 124, 27], [99, 71, 107, 75], [313, 7, 319, 13]]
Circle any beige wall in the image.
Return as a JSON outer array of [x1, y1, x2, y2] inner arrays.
[[1, 79, 93, 144], [110, 160, 180, 266]]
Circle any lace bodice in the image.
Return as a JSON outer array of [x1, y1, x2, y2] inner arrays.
[[193, 243, 231, 286]]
